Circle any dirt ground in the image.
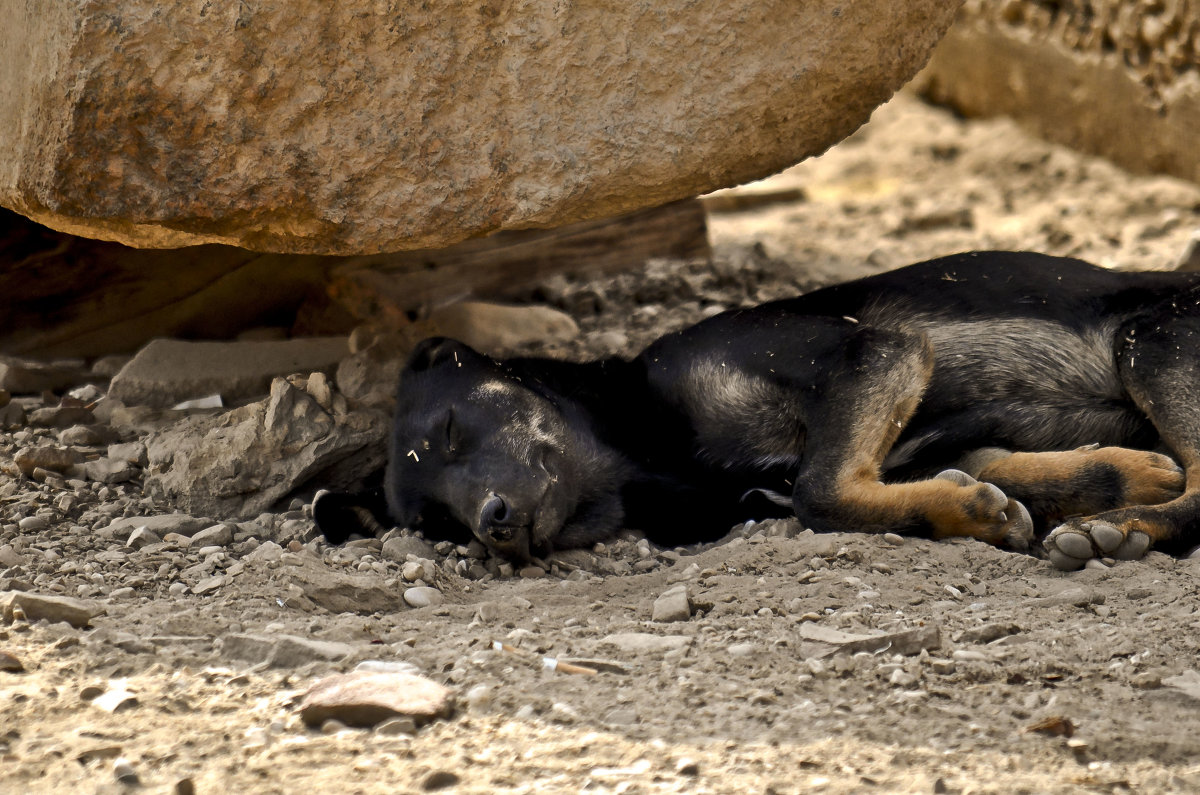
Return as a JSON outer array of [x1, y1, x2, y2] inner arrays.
[[6, 92, 1200, 794]]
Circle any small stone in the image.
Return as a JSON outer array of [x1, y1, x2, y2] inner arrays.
[[728, 642, 756, 657], [192, 524, 234, 547], [192, 575, 226, 594], [113, 758, 139, 785], [599, 633, 692, 654], [463, 684, 492, 711], [882, 533, 904, 546], [93, 687, 139, 713], [28, 406, 96, 428], [1, 592, 105, 628], [518, 565, 546, 578], [375, 716, 417, 735], [676, 758, 700, 776], [245, 541, 284, 563], [549, 702, 580, 723], [652, 585, 692, 622], [381, 536, 437, 563], [107, 441, 148, 465], [421, 771, 460, 791], [298, 670, 455, 728], [0, 545, 27, 568], [0, 650, 24, 672], [401, 561, 427, 582], [18, 515, 48, 532], [126, 527, 162, 550], [83, 457, 139, 484], [14, 446, 81, 476], [168, 582, 188, 596], [403, 586, 444, 609]]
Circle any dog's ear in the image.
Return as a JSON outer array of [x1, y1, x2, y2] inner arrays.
[[405, 337, 479, 372]]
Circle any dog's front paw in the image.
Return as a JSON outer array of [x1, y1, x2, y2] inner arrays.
[[933, 469, 1033, 550], [1043, 519, 1152, 570]]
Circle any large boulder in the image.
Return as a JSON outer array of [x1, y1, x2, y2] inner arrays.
[[916, 0, 1200, 184], [1, 1, 961, 255]]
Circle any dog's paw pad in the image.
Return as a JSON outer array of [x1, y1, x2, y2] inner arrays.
[[1088, 521, 1125, 553], [1112, 530, 1151, 561], [1049, 529, 1095, 561], [1044, 519, 1154, 570]]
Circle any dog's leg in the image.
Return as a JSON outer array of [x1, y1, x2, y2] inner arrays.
[[952, 446, 1184, 525], [1044, 294, 1200, 569], [791, 328, 1034, 549]]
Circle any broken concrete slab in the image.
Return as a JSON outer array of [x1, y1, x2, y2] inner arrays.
[[108, 337, 349, 408]]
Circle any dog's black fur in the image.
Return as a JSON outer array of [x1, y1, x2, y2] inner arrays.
[[316, 251, 1200, 570]]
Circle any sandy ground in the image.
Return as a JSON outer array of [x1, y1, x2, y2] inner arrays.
[[5, 92, 1200, 794]]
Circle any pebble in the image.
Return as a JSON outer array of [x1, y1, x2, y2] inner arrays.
[[463, 685, 492, 711], [651, 584, 692, 623], [1, 592, 105, 628], [403, 586, 444, 608], [126, 527, 162, 550], [0, 650, 24, 672], [245, 541, 284, 563], [375, 716, 417, 735], [0, 544, 26, 567], [422, 771, 460, 791], [549, 702, 580, 723], [18, 515, 49, 532], [112, 758, 139, 785], [401, 561, 427, 582], [298, 670, 455, 728], [381, 535, 438, 563], [883, 533, 904, 546], [192, 524, 234, 547], [951, 650, 991, 662], [518, 565, 546, 578]]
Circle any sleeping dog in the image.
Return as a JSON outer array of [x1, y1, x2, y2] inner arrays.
[[316, 251, 1200, 571]]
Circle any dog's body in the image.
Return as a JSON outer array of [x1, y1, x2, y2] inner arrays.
[[317, 251, 1200, 570]]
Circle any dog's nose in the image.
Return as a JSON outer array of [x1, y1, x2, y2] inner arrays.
[[479, 493, 511, 533]]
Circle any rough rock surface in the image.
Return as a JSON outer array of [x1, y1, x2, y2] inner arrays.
[[143, 378, 388, 518], [108, 338, 348, 408], [916, 0, 1200, 183], [1, 0, 960, 253]]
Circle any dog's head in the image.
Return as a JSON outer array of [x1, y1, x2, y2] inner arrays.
[[384, 338, 627, 562]]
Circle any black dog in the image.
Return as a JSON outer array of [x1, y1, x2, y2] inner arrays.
[[316, 251, 1200, 571]]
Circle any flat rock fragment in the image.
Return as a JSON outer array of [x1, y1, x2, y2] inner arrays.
[[298, 671, 455, 728]]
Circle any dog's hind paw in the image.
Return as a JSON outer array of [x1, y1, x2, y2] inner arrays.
[[1043, 519, 1152, 570]]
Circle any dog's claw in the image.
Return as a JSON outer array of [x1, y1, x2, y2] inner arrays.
[[934, 469, 976, 487], [1003, 498, 1033, 551]]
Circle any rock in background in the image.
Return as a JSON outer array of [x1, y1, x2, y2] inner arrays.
[[1, 0, 959, 254], [916, 0, 1200, 183]]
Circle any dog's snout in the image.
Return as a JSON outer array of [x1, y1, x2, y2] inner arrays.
[[479, 492, 512, 532]]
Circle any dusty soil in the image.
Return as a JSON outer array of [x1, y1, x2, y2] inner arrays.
[[6, 92, 1200, 794]]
